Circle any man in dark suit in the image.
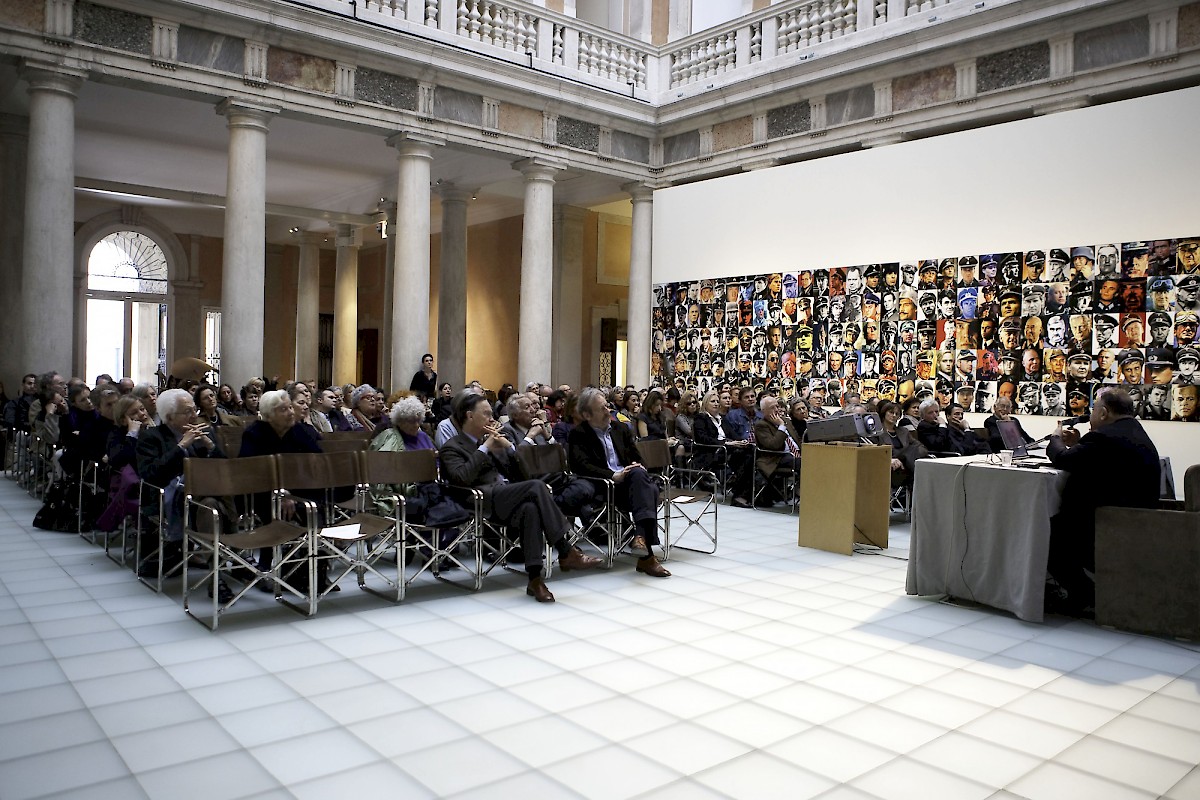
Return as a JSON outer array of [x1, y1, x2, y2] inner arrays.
[[568, 388, 670, 578], [1047, 388, 1160, 616], [439, 391, 601, 603]]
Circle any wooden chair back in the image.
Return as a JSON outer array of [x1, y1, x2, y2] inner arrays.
[[360, 448, 437, 486]]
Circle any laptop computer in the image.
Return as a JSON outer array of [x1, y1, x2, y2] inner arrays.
[[995, 419, 1028, 458]]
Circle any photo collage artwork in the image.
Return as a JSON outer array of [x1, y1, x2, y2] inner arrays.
[[651, 238, 1200, 422]]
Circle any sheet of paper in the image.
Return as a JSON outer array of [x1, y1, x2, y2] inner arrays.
[[321, 523, 362, 540]]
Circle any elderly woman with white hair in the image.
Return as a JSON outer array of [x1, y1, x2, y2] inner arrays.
[[370, 396, 435, 453], [346, 383, 382, 431]]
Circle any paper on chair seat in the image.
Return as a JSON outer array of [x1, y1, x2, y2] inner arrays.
[[321, 523, 361, 540]]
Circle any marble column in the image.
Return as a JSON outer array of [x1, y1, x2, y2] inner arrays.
[[436, 184, 471, 391], [333, 224, 361, 386], [623, 182, 654, 390], [20, 62, 85, 376], [0, 113, 29, 390], [387, 132, 443, 390], [377, 202, 396, 391], [217, 98, 278, 388], [294, 231, 322, 382], [552, 205, 586, 391], [515, 158, 563, 389]]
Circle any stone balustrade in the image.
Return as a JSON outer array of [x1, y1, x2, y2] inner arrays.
[[246, 0, 977, 100]]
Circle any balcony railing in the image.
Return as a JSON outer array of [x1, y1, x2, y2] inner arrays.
[[288, 0, 975, 102]]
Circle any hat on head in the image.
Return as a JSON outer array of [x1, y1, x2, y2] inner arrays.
[[864, 264, 884, 278], [917, 320, 936, 332], [1067, 352, 1092, 364], [916, 351, 934, 364], [1149, 276, 1175, 292], [1176, 311, 1199, 326], [1178, 239, 1200, 252], [1176, 275, 1200, 290], [1121, 315, 1143, 331], [1177, 346, 1200, 363], [981, 255, 1000, 269], [957, 385, 975, 397], [1125, 241, 1150, 255], [1070, 246, 1095, 261], [1149, 312, 1172, 327], [782, 273, 797, 287], [999, 318, 1022, 332], [1025, 250, 1046, 266], [957, 349, 977, 361], [1000, 289, 1021, 302], [1002, 254, 1021, 268], [959, 256, 979, 269], [919, 263, 937, 274], [1146, 348, 1175, 368], [959, 287, 978, 301], [797, 351, 813, 363], [1026, 284, 1047, 296], [1000, 352, 1018, 363], [1048, 249, 1069, 265], [1118, 348, 1144, 366], [1068, 387, 1088, 400], [1094, 314, 1118, 328], [863, 291, 881, 306]]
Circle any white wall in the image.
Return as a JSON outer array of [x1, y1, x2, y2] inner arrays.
[[651, 86, 1200, 494], [653, 87, 1200, 283]]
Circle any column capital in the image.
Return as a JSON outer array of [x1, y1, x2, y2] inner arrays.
[[621, 182, 656, 203], [386, 130, 445, 157], [435, 183, 474, 204], [335, 224, 363, 248], [20, 60, 86, 97], [215, 98, 280, 131], [513, 158, 566, 182]]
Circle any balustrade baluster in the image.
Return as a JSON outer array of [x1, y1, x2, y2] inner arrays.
[[467, 0, 481, 39], [552, 24, 563, 63], [426, 0, 438, 26]]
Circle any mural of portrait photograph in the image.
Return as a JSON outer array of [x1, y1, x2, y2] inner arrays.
[[1065, 381, 1093, 417], [1016, 380, 1043, 415], [1022, 284, 1048, 317], [917, 261, 939, 290], [1149, 239, 1176, 275], [1068, 246, 1095, 286], [1091, 313, 1119, 350], [1122, 241, 1151, 278], [1043, 249, 1071, 283], [1022, 251, 1045, 283], [1146, 275, 1176, 313], [1040, 382, 1067, 416], [1172, 383, 1199, 421], [1177, 238, 1200, 273], [1094, 348, 1119, 383], [1141, 381, 1173, 420], [1175, 275, 1200, 314], [899, 262, 920, 290]]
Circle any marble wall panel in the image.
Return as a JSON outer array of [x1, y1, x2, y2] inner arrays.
[[356, 68, 418, 110], [977, 42, 1050, 93], [610, 130, 650, 163], [663, 130, 700, 163], [178, 26, 244, 73], [75, 2, 151, 55], [266, 49, 335, 93], [434, 87, 483, 126], [1180, 3, 1200, 48], [556, 117, 600, 151], [713, 116, 752, 152], [0, 0, 44, 33], [826, 84, 874, 125], [1074, 17, 1149, 71], [892, 65, 956, 113], [766, 100, 810, 138], [498, 103, 543, 139]]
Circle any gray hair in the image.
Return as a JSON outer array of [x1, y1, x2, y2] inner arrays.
[[577, 387, 607, 416], [505, 392, 530, 418], [350, 384, 376, 408], [389, 395, 427, 426], [918, 398, 941, 418], [156, 388, 192, 421], [132, 382, 157, 400], [259, 389, 291, 419]]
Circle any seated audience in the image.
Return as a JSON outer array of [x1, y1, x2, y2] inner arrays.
[[692, 390, 753, 507], [752, 396, 799, 505], [439, 391, 602, 603], [430, 382, 454, 423], [877, 400, 926, 489], [569, 388, 670, 577]]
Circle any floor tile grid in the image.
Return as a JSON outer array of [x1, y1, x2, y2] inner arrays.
[[3, 479, 1200, 799]]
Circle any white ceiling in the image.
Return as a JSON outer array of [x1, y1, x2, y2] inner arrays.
[[7, 66, 634, 246]]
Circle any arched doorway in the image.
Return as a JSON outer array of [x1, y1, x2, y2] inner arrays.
[[83, 230, 169, 384]]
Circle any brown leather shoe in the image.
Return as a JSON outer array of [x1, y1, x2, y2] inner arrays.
[[636, 555, 671, 578], [526, 577, 555, 603], [559, 547, 603, 572]]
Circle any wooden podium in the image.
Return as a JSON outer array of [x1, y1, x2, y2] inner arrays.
[[798, 442, 890, 555]]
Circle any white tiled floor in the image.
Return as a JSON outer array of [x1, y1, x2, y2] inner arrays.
[[2, 478, 1200, 799]]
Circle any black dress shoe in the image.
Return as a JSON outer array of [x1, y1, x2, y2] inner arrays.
[[526, 577, 555, 603]]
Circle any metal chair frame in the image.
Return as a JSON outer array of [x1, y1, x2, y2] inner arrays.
[[513, 443, 606, 574], [636, 438, 719, 558], [182, 456, 316, 630], [749, 445, 800, 512]]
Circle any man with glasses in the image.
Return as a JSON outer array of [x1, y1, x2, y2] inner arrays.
[[1175, 311, 1199, 347], [1177, 239, 1200, 273]]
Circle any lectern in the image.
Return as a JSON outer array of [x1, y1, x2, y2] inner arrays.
[[798, 442, 890, 554]]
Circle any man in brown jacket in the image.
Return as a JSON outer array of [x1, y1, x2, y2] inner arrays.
[[752, 396, 799, 506]]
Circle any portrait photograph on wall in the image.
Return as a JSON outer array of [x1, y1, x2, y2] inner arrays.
[[651, 236, 1200, 422]]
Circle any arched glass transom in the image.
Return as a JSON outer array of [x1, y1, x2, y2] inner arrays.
[[87, 231, 168, 294]]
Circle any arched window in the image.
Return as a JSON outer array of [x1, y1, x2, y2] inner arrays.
[[84, 231, 169, 385]]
